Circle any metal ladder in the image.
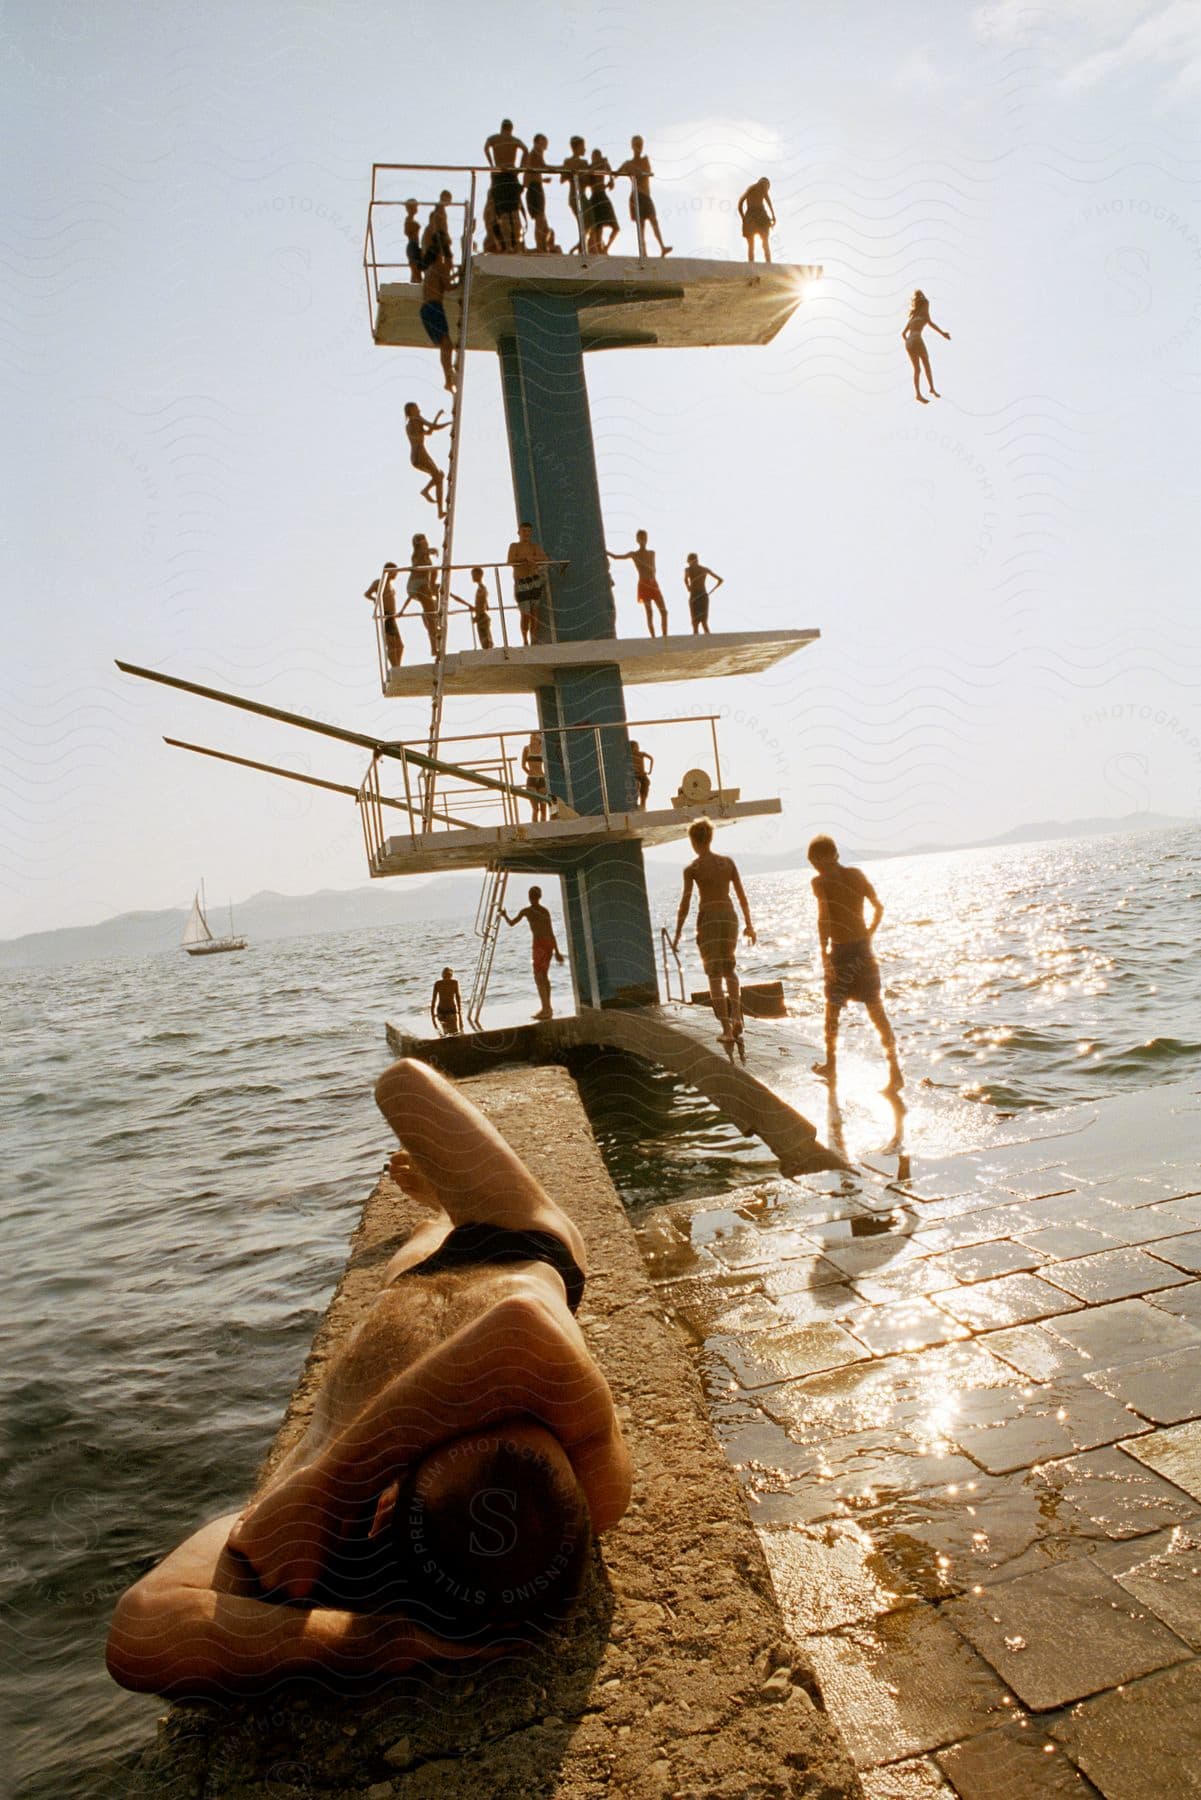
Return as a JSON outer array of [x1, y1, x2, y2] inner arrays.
[[422, 172, 479, 830], [467, 862, 508, 1026]]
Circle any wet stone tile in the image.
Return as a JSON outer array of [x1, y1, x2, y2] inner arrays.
[[1148, 1280, 1201, 1326], [997, 1171, 1079, 1201], [819, 1239, 930, 1283], [1042, 1248, 1192, 1304], [705, 1224, 817, 1271], [945, 1557, 1191, 1710], [1050, 1659, 1201, 1800], [1151, 1194, 1201, 1225], [1051, 1299, 1201, 1368], [1146, 1231, 1201, 1275], [923, 1238, 1044, 1287], [1084, 1347, 1201, 1426], [936, 1722, 1102, 1797], [849, 1259, 960, 1304], [1097, 1171, 1201, 1207], [798, 1603, 1012, 1767], [913, 1204, 1036, 1255], [1086, 1210, 1201, 1249], [936, 1274, 1083, 1333], [985, 1324, 1095, 1384], [707, 1320, 867, 1389], [953, 1381, 1150, 1475], [1123, 1418, 1201, 1504], [832, 1450, 985, 1514], [772, 1280, 861, 1326], [1112, 1524, 1201, 1649], [1033, 1446, 1201, 1541], [860, 1756, 955, 1799], [849, 1298, 971, 1358], [636, 1214, 722, 1282], [762, 1257, 859, 1298], [655, 1271, 774, 1342], [1015, 1224, 1121, 1260], [758, 1517, 914, 1633]]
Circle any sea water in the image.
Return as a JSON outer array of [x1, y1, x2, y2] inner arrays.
[[2, 827, 1198, 1794]]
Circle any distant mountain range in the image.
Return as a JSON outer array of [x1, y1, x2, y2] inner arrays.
[[1, 812, 1191, 969]]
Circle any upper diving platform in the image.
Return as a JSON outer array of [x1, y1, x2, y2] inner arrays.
[[381, 628, 819, 697], [373, 254, 822, 353]]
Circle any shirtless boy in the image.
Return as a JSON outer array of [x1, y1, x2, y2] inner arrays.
[[404, 403, 448, 517], [672, 818, 757, 1043], [364, 560, 403, 668], [561, 137, 589, 247], [683, 553, 722, 635], [420, 252, 457, 393], [608, 530, 668, 636], [106, 1059, 631, 1696], [485, 120, 528, 252], [503, 885, 565, 1020], [615, 137, 671, 256], [808, 834, 903, 1096], [508, 522, 561, 645], [470, 566, 493, 649], [430, 967, 462, 1035], [522, 134, 551, 253], [404, 200, 422, 283]]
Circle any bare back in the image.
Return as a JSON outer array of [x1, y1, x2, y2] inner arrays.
[[686, 850, 739, 912], [811, 863, 876, 943]]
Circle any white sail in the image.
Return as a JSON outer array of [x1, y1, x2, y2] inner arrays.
[[181, 892, 214, 947]]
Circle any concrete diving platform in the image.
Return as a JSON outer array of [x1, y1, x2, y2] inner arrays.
[[385, 1007, 847, 1179], [376, 253, 822, 353], [383, 627, 819, 698], [373, 797, 781, 875]]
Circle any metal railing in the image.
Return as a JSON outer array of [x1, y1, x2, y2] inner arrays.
[[468, 864, 509, 1026], [367, 557, 565, 689], [363, 712, 729, 856], [660, 928, 688, 1004]]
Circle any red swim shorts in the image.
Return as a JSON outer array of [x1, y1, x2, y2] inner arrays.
[[637, 576, 664, 604], [532, 937, 554, 976]]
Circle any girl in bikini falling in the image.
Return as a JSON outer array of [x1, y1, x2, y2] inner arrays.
[[902, 290, 951, 403]]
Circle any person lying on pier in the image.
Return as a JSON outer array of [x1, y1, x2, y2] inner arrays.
[[430, 966, 463, 1035], [608, 530, 668, 636], [807, 834, 903, 1097], [404, 403, 448, 518], [584, 149, 620, 254], [629, 740, 654, 808], [420, 251, 457, 394], [522, 133, 551, 252], [521, 731, 549, 822], [364, 561, 404, 668], [672, 817, 757, 1045], [502, 885, 565, 1020], [404, 199, 422, 283], [485, 119, 528, 253], [616, 137, 672, 256], [507, 522, 563, 645], [684, 552, 722, 635], [106, 1059, 630, 1698], [738, 177, 775, 264], [902, 289, 950, 404]]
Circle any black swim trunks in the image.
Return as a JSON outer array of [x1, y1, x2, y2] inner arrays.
[[420, 299, 449, 344], [824, 938, 882, 1007], [525, 181, 545, 217], [404, 1222, 585, 1313], [491, 169, 522, 216], [688, 588, 709, 626], [629, 189, 656, 221]]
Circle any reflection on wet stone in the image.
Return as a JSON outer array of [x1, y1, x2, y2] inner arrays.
[[1051, 1660, 1201, 1800], [1084, 1347, 1201, 1426], [936, 1273, 1083, 1332], [937, 1721, 1104, 1798], [1123, 1418, 1201, 1504], [1043, 1248, 1192, 1304], [758, 1518, 913, 1633], [707, 1321, 867, 1388]]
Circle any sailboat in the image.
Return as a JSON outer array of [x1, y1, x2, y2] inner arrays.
[[181, 880, 247, 956]]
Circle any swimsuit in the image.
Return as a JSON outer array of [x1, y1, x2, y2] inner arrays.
[[515, 571, 545, 611], [742, 202, 771, 239], [475, 605, 493, 649], [824, 938, 881, 1007], [637, 575, 664, 604], [696, 904, 738, 976], [490, 168, 522, 216], [420, 299, 449, 344], [532, 936, 555, 976], [687, 582, 709, 626], [403, 1221, 585, 1314], [629, 187, 656, 221], [525, 177, 545, 217]]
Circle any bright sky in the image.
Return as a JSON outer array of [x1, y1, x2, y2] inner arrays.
[[5, 0, 1201, 936]]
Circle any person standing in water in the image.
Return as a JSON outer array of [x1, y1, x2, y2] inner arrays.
[[672, 818, 757, 1044], [902, 289, 951, 403], [608, 530, 668, 636], [430, 967, 462, 1035], [738, 177, 775, 263], [807, 834, 903, 1096], [503, 885, 565, 1019]]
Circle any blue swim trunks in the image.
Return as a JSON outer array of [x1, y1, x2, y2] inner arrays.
[[420, 300, 449, 344]]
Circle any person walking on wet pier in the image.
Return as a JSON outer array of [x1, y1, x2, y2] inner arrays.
[[672, 817, 757, 1046], [502, 885, 565, 1020], [808, 834, 903, 1097]]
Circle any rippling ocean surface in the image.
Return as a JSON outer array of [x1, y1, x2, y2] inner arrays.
[[4, 827, 1198, 1794]]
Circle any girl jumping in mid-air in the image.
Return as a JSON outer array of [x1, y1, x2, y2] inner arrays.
[[902, 290, 951, 403]]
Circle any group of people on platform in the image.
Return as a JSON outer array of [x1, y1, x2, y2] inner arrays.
[[608, 533, 723, 637]]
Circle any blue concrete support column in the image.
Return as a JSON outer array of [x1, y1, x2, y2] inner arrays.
[[497, 295, 659, 1007]]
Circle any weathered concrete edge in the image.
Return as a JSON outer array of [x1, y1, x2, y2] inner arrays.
[[124, 1065, 862, 1800]]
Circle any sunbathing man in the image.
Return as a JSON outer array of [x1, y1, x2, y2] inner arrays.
[[683, 552, 723, 635], [808, 835, 903, 1096], [522, 134, 551, 253], [106, 1059, 631, 1697], [672, 817, 757, 1044], [430, 966, 463, 1035], [404, 403, 448, 517], [608, 530, 668, 636], [484, 119, 528, 253], [502, 885, 565, 1020], [616, 137, 672, 257], [420, 251, 457, 393]]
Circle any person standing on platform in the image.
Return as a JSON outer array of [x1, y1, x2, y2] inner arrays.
[[401, 536, 440, 656], [422, 189, 454, 264], [420, 251, 457, 394], [507, 521, 561, 645], [521, 731, 549, 822], [672, 818, 757, 1045], [808, 835, 903, 1097], [430, 967, 463, 1035], [522, 134, 551, 252], [470, 566, 493, 649], [584, 149, 620, 253], [503, 885, 565, 1020], [902, 290, 951, 404], [683, 552, 723, 635], [629, 740, 654, 808], [484, 119, 528, 252], [738, 177, 775, 263], [608, 530, 668, 636], [404, 200, 422, 282], [364, 561, 404, 669], [561, 137, 590, 248], [616, 137, 672, 256], [404, 403, 448, 518]]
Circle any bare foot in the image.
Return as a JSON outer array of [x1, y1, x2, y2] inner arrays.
[[812, 1061, 836, 1081], [661, 245, 673, 256], [388, 1149, 442, 1209], [929, 387, 941, 398], [915, 394, 928, 404]]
